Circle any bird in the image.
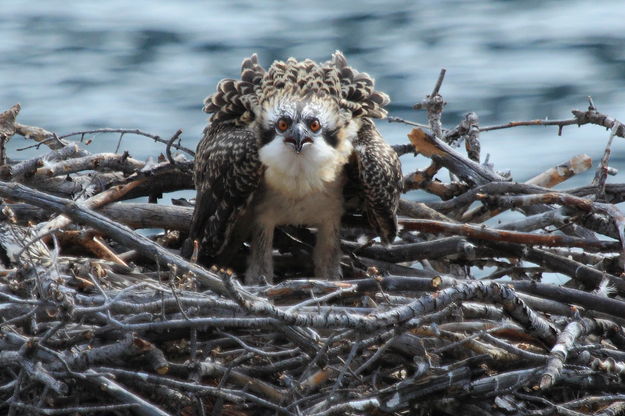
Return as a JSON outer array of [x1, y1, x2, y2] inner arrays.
[[183, 51, 402, 284]]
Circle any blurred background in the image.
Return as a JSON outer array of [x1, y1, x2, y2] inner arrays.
[[1, 0, 624, 198]]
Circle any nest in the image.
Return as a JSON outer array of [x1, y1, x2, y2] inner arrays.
[[1, 76, 625, 415]]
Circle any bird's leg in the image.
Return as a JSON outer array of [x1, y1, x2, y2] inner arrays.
[[246, 223, 274, 285], [313, 220, 342, 279]]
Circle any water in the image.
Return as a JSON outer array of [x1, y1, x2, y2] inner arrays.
[[1, 0, 625, 194]]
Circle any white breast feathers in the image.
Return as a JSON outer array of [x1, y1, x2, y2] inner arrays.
[[259, 129, 354, 198]]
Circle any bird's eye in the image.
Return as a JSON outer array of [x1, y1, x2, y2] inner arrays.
[[276, 118, 289, 132], [309, 119, 321, 132]]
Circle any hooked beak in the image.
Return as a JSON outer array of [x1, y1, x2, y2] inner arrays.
[[284, 125, 313, 153]]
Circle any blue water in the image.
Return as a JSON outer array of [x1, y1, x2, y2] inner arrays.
[[2, 0, 625, 191]]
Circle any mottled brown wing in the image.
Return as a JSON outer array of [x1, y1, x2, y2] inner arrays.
[[186, 122, 263, 260], [351, 119, 403, 244]]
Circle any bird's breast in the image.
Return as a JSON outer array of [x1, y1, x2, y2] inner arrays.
[[255, 172, 346, 227]]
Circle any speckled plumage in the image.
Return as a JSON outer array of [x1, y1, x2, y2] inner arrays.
[[187, 123, 263, 258], [350, 118, 403, 243], [203, 52, 389, 125], [185, 52, 402, 283]]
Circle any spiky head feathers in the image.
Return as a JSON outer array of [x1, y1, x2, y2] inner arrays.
[[203, 51, 390, 126]]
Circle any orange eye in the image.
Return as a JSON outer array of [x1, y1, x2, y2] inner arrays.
[[276, 118, 289, 132], [309, 119, 321, 132]]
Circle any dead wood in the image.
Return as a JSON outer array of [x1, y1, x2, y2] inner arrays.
[[1, 83, 625, 416]]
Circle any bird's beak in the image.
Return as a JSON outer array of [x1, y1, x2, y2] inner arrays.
[[284, 125, 313, 153]]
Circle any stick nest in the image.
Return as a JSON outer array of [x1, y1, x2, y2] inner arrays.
[[1, 82, 625, 415]]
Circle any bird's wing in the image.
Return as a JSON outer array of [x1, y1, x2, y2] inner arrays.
[[188, 122, 264, 259], [351, 119, 403, 244]]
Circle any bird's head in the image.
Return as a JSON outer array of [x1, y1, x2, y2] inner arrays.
[[198, 52, 390, 196], [202, 52, 389, 196], [258, 93, 351, 154], [256, 92, 357, 196]]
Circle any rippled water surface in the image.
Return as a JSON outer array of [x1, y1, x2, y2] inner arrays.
[[2, 0, 625, 190]]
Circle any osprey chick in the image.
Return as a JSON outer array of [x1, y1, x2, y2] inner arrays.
[[184, 52, 402, 284]]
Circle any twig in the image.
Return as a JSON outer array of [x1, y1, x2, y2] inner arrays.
[[0, 180, 228, 296], [408, 127, 504, 185], [479, 118, 579, 134], [57, 128, 195, 155], [413, 68, 447, 139], [387, 116, 431, 130], [593, 121, 620, 199], [164, 129, 188, 172], [430, 68, 447, 96], [399, 218, 618, 251]]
